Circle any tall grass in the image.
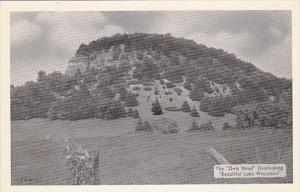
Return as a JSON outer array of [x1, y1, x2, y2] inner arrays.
[[64, 144, 100, 185]]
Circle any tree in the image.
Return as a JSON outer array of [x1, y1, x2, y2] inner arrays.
[[136, 119, 145, 131], [132, 110, 140, 119], [223, 123, 235, 131], [119, 87, 128, 101], [127, 108, 134, 117], [200, 121, 214, 131], [125, 92, 139, 107], [37, 70, 46, 83], [189, 87, 204, 101], [104, 99, 126, 120], [190, 106, 200, 117], [151, 98, 163, 115], [144, 121, 153, 131], [183, 82, 192, 91], [189, 121, 200, 131], [181, 101, 191, 113]]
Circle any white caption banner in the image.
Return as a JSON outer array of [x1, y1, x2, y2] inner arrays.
[[214, 164, 286, 178]]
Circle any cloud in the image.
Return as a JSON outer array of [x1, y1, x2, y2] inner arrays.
[[11, 11, 291, 85], [148, 11, 291, 57], [11, 12, 125, 85], [252, 35, 292, 78], [11, 20, 42, 48]]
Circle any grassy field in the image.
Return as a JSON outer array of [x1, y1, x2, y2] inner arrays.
[[11, 82, 293, 184], [11, 118, 292, 184]]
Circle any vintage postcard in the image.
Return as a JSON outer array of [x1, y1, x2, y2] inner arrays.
[[0, 1, 299, 192]]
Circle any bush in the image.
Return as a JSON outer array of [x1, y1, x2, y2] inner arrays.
[[166, 82, 176, 88], [181, 101, 191, 112], [136, 119, 145, 131], [118, 87, 128, 101], [51, 86, 94, 120], [103, 99, 126, 120], [189, 121, 200, 131], [127, 108, 134, 117], [64, 146, 99, 185], [127, 79, 140, 86], [151, 98, 163, 115], [199, 96, 233, 115], [223, 123, 235, 131], [144, 121, 153, 131], [232, 100, 292, 129], [183, 82, 192, 91], [125, 93, 139, 107], [144, 87, 153, 91], [208, 110, 225, 117], [200, 121, 214, 131], [132, 110, 140, 119], [132, 86, 141, 91], [174, 88, 183, 94], [142, 82, 154, 86], [136, 119, 153, 131], [189, 88, 204, 101], [164, 106, 181, 111], [169, 97, 173, 102], [190, 106, 200, 117]]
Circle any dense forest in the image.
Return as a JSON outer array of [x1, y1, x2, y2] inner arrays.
[[11, 33, 292, 129]]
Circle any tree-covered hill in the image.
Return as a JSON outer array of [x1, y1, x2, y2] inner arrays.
[[11, 33, 292, 126], [73, 33, 291, 95]]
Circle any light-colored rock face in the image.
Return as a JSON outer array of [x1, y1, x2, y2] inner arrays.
[[64, 43, 236, 98]]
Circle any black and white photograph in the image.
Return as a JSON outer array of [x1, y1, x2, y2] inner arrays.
[[9, 10, 294, 185]]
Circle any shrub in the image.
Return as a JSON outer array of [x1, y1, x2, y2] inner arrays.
[[118, 87, 128, 101], [200, 121, 214, 131], [151, 98, 163, 115], [142, 82, 154, 86], [136, 119, 153, 131], [183, 82, 192, 91], [103, 99, 126, 120], [64, 146, 99, 185], [127, 79, 140, 86], [151, 118, 179, 133], [52, 86, 94, 120], [125, 93, 139, 107], [127, 108, 134, 117], [136, 119, 145, 131], [190, 106, 200, 117], [166, 82, 176, 88], [189, 121, 200, 131], [223, 123, 235, 131], [189, 88, 204, 101], [144, 121, 153, 131], [144, 87, 153, 91], [208, 110, 225, 117], [164, 106, 181, 111], [181, 101, 191, 113], [174, 88, 183, 94], [132, 86, 141, 91], [132, 110, 140, 119], [169, 97, 173, 102], [232, 100, 292, 129]]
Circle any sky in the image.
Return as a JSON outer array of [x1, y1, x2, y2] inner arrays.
[[11, 11, 291, 86]]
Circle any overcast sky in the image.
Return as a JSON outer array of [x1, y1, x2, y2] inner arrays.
[[11, 11, 291, 86]]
